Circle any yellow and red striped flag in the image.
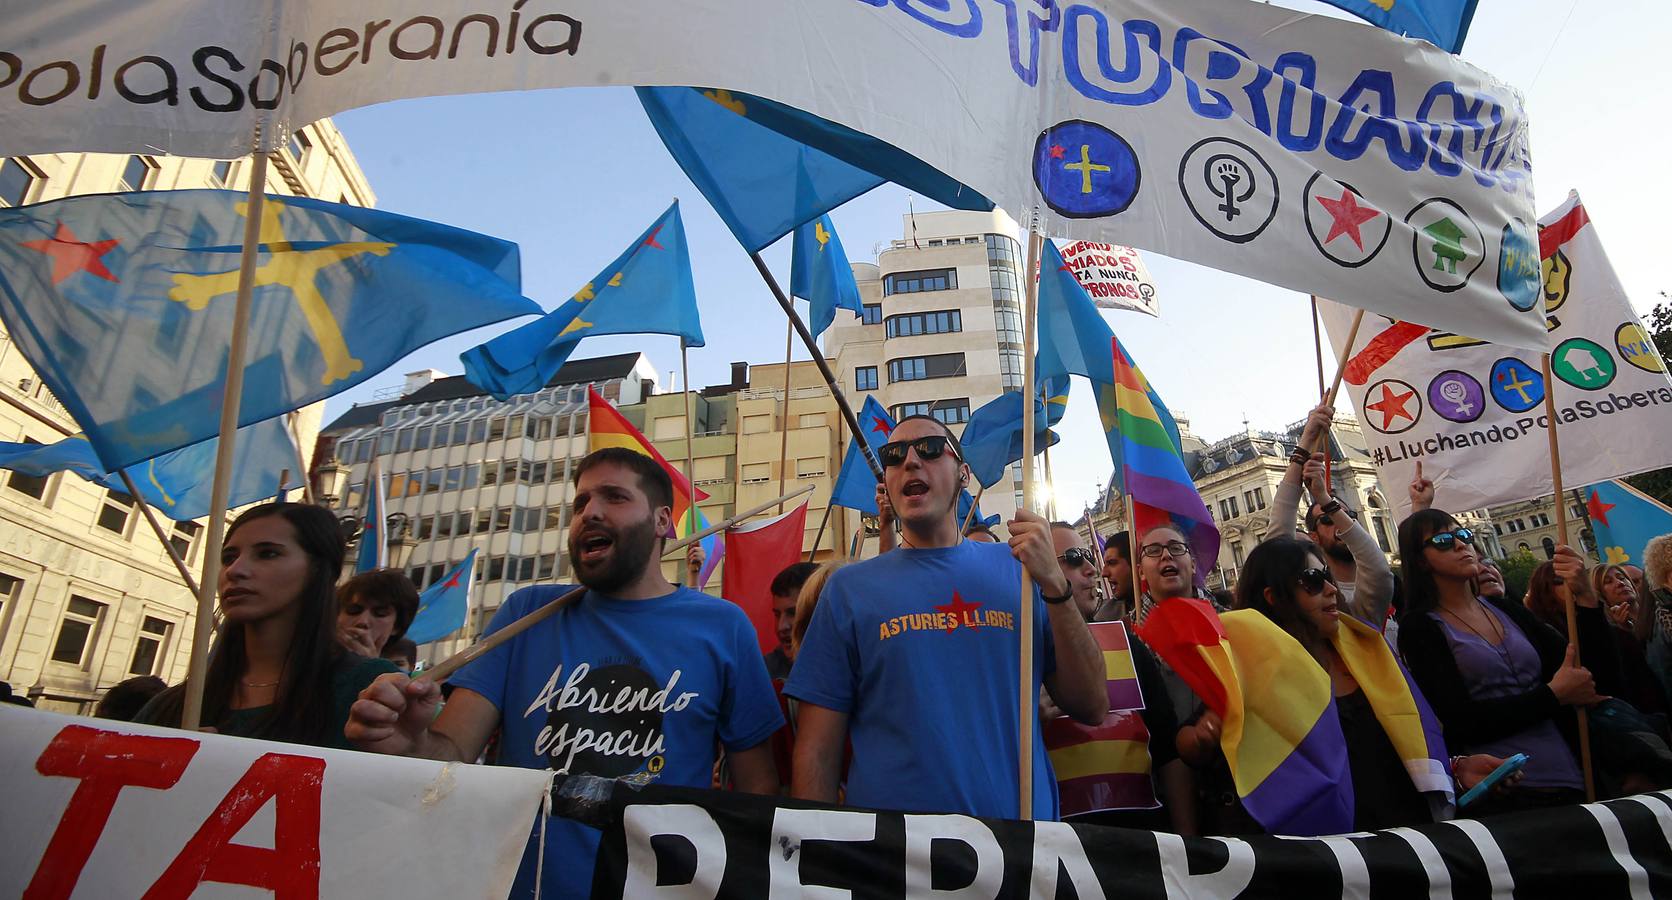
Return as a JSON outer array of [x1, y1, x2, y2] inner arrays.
[[1043, 621, 1157, 816]]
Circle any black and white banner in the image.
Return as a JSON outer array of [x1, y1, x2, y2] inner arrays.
[[0, 0, 1542, 349], [587, 780, 1672, 898]]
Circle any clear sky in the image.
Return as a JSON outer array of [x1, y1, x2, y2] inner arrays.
[[323, 0, 1668, 517]]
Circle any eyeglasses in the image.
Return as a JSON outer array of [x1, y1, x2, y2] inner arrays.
[[1057, 547, 1097, 568], [1295, 567, 1335, 593], [1139, 540, 1192, 559], [1425, 528, 1475, 551], [878, 435, 960, 468]]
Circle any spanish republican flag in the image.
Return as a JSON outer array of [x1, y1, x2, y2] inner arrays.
[[1043, 621, 1158, 816], [586, 386, 709, 537]]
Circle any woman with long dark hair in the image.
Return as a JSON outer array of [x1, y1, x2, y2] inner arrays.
[[1396, 508, 1607, 815], [139, 503, 397, 748]]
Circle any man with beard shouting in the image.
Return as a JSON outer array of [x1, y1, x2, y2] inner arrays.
[[345, 447, 782, 900], [787, 415, 1108, 820], [1266, 404, 1394, 628]]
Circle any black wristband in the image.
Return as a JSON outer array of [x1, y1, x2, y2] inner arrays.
[[1288, 448, 1311, 466], [1042, 589, 1073, 605], [1321, 499, 1343, 515]]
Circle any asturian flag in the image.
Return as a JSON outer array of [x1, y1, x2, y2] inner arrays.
[[405, 550, 476, 645]]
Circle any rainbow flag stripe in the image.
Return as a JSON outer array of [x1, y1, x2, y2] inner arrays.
[[1098, 336, 1219, 581], [586, 386, 711, 540]]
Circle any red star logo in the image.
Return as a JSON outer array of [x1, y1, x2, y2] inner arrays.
[[1315, 187, 1381, 250], [22, 222, 121, 285], [934, 592, 983, 633], [1365, 383, 1416, 430], [1587, 490, 1616, 527], [870, 416, 893, 436], [1048, 144, 1066, 159], [642, 224, 665, 250], [441, 570, 464, 590]]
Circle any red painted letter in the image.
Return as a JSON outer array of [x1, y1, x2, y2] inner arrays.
[[143, 752, 325, 900], [25, 725, 200, 900]]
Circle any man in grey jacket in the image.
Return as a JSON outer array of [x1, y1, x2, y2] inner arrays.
[[1264, 404, 1395, 631]]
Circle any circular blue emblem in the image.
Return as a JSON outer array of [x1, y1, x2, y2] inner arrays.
[[1497, 218, 1540, 312], [1488, 356, 1545, 413], [1033, 120, 1140, 219]]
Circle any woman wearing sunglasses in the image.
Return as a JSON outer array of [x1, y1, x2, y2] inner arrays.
[[1397, 509, 1607, 815]]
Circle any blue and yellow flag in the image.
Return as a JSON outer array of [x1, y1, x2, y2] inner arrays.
[[1320, 0, 1478, 53], [1585, 480, 1672, 567], [0, 415, 301, 521], [355, 455, 389, 574], [637, 87, 992, 253], [461, 201, 703, 400], [0, 190, 539, 472], [829, 396, 894, 514], [790, 215, 863, 338], [958, 377, 1067, 488], [406, 549, 476, 646]]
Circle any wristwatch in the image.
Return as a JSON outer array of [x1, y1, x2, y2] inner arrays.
[[1320, 499, 1343, 516]]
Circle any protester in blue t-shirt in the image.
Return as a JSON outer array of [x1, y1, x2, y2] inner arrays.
[[347, 448, 783, 900], [786, 415, 1109, 820]]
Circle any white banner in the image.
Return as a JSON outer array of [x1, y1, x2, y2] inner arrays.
[[0, 0, 1541, 348], [0, 707, 551, 899], [1321, 193, 1672, 521], [1054, 239, 1159, 316]]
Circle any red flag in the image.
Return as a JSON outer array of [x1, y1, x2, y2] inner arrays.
[[722, 502, 809, 654], [1136, 597, 1229, 716]]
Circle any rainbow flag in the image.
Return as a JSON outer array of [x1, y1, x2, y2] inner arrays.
[[1098, 336, 1219, 584], [586, 387, 721, 583], [1044, 621, 1158, 816]]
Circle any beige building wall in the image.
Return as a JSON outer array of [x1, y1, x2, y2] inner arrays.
[[825, 209, 1028, 545], [0, 122, 364, 711], [1488, 494, 1594, 563]]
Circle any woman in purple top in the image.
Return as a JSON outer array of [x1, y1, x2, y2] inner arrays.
[[1396, 508, 1607, 817]]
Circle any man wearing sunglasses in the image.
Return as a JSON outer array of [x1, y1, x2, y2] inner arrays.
[[787, 416, 1109, 821], [1267, 404, 1394, 631]]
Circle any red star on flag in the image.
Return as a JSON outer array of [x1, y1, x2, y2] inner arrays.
[[1365, 383, 1416, 430], [871, 416, 893, 436], [642, 224, 665, 250], [1049, 144, 1066, 159], [22, 222, 121, 285], [1587, 489, 1616, 527], [1315, 187, 1381, 251], [934, 592, 983, 633], [441, 570, 464, 590]]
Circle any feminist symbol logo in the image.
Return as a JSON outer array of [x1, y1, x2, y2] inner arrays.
[[1428, 370, 1484, 423], [1178, 138, 1277, 243]]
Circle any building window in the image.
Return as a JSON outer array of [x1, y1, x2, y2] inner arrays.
[[482, 462, 500, 487], [486, 556, 506, 582], [1218, 497, 1240, 520], [395, 428, 414, 452], [796, 457, 826, 478], [931, 399, 971, 425], [742, 463, 771, 484], [169, 521, 201, 561], [416, 516, 434, 540], [494, 508, 512, 532], [0, 572, 21, 627], [884, 268, 957, 295], [861, 303, 882, 325], [893, 402, 931, 420], [885, 310, 962, 338], [210, 160, 233, 186], [128, 615, 172, 676], [1243, 487, 1267, 512], [4, 438, 51, 499], [888, 352, 965, 383], [856, 366, 878, 392], [414, 425, 432, 451], [288, 129, 311, 162], [118, 155, 155, 191], [0, 158, 43, 206], [538, 553, 558, 580], [51, 596, 106, 666], [98, 490, 135, 535]]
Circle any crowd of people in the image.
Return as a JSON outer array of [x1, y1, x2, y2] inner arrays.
[[62, 404, 1672, 899]]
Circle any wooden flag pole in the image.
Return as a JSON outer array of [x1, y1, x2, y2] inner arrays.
[[960, 481, 986, 536], [1310, 295, 1327, 398], [1306, 307, 1365, 461], [681, 340, 699, 586], [420, 483, 815, 684], [1042, 443, 1058, 521], [749, 252, 883, 480], [1543, 352, 1595, 802], [807, 502, 835, 563], [284, 411, 316, 504], [274, 469, 289, 504], [777, 318, 794, 513], [182, 135, 269, 731], [1126, 491, 1142, 624], [117, 469, 201, 597], [1017, 225, 1046, 821]]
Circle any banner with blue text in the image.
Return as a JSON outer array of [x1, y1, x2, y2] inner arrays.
[[0, 0, 1539, 348]]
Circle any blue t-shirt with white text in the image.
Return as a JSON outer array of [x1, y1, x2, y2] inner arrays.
[[785, 540, 1060, 820], [450, 584, 783, 900]]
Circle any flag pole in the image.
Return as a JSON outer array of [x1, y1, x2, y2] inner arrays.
[[117, 469, 201, 597], [284, 411, 316, 504], [749, 252, 883, 480], [1017, 223, 1045, 821], [1542, 352, 1595, 802], [1125, 491, 1142, 623], [273, 469, 289, 504], [182, 130, 269, 731], [1307, 307, 1365, 458], [1042, 443, 1057, 520], [681, 340, 699, 585], [419, 482, 816, 684], [1310, 295, 1326, 398], [777, 318, 794, 513], [807, 502, 835, 563], [960, 481, 986, 535]]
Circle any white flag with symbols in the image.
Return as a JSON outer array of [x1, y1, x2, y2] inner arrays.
[[1320, 193, 1672, 520], [0, 0, 1541, 348]]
